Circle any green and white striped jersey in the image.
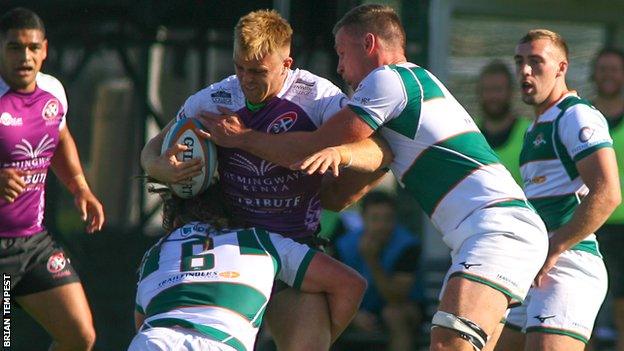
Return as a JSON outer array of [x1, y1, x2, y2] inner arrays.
[[135, 222, 316, 351], [520, 93, 613, 256], [348, 63, 529, 233]]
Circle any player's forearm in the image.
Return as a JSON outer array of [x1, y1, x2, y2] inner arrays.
[[50, 129, 90, 195], [334, 136, 393, 172], [239, 130, 329, 167], [550, 188, 620, 253], [320, 168, 388, 211]]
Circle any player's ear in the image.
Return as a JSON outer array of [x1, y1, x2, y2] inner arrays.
[[364, 33, 375, 54], [42, 38, 48, 60], [283, 57, 293, 72], [557, 59, 568, 77]]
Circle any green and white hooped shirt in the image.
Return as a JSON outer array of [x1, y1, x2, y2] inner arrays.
[[135, 222, 316, 351], [348, 63, 529, 234], [520, 93, 613, 257]]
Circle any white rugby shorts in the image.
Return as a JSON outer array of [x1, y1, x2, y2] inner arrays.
[[505, 248, 607, 344], [128, 327, 238, 351], [440, 206, 548, 305]]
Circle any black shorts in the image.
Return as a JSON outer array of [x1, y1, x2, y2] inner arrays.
[[272, 235, 327, 294], [597, 223, 624, 298], [0, 231, 80, 297]]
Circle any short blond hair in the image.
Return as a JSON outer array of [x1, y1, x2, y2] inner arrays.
[[519, 29, 569, 60], [234, 9, 292, 61]]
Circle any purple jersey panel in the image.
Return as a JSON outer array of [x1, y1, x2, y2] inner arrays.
[[0, 84, 65, 237], [218, 97, 322, 238]]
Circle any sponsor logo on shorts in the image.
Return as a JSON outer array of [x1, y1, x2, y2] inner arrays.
[[0, 112, 22, 126], [42, 99, 60, 121], [459, 262, 481, 270], [578, 127, 594, 142], [267, 112, 297, 134], [46, 252, 67, 274], [529, 175, 547, 184], [496, 274, 519, 288], [534, 314, 556, 323], [219, 271, 240, 278]]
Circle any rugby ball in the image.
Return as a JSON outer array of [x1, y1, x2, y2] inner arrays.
[[161, 118, 218, 198]]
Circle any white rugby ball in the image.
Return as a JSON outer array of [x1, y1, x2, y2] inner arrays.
[[161, 118, 218, 198]]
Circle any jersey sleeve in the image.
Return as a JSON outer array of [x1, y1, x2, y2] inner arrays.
[[313, 82, 348, 125], [348, 67, 408, 131], [558, 104, 613, 162], [175, 76, 241, 122], [269, 233, 317, 290]]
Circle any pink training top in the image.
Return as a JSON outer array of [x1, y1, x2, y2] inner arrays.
[[0, 73, 67, 237]]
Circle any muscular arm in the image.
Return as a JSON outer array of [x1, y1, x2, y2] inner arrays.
[[50, 126, 104, 232], [134, 311, 144, 332], [549, 148, 621, 253], [300, 252, 367, 343], [203, 106, 375, 168]]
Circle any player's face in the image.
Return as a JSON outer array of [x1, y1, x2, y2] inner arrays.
[[514, 39, 565, 106], [233, 50, 292, 104], [334, 27, 373, 90], [363, 204, 396, 239], [0, 29, 47, 93], [478, 73, 512, 120], [594, 53, 624, 98]]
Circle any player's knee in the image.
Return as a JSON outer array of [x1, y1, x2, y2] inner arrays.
[[56, 324, 96, 350], [431, 310, 489, 351]]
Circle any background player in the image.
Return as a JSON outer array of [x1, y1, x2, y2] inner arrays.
[[591, 47, 624, 351], [496, 29, 620, 351], [200, 4, 549, 351], [0, 7, 105, 351], [140, 9, 389, 350], [130, 182, 366, 351]]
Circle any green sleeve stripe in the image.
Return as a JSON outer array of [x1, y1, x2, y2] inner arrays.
[[526, 326, 588, 344], [147, 318, 247, 351], [348, 104, 380, 130], [237, 229, 266, 256], [293, 250, 317, 290], [572, 142, 612, 162]]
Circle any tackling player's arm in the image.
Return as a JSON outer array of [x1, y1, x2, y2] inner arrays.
[[200, 106, 375, 168], [299, 252, 367, 343], [536, 147, 620, 286], [140, 118, 204, 183], [549, 148, 620, 253], [50, 126, 104, 233]]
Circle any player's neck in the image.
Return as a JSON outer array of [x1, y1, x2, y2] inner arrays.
[[534, 83, 570, 116], [593, 94, 624, 119]]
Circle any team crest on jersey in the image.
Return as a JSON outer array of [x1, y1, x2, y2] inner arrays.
[[211, 90, 232, 104], [267, 112, 297, 134], [47, 252, 67, 273], [42, 98, 60, 121], [578, 127, 594, 142], [533, 133, 546, 148]]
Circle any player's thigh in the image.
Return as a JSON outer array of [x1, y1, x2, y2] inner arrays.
[[265, 287, 330, 350], [16, 282, 95, 344]]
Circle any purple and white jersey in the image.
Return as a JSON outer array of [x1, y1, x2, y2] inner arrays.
[[177, 69, 346, 238], [0, 73, 67, 237]]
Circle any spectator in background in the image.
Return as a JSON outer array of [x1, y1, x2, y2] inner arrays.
[[335, 191, 422, 351], [592, 47, 624, 351], [478, 60, 530, 185]]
